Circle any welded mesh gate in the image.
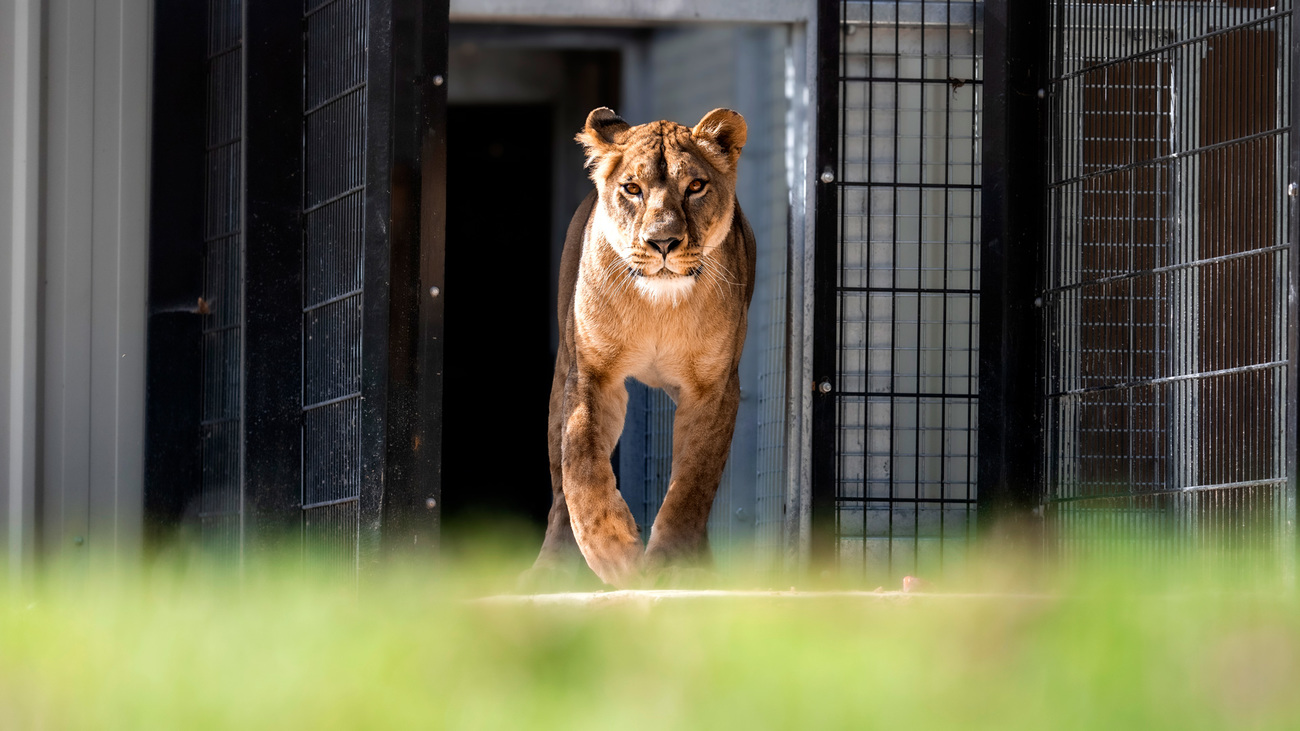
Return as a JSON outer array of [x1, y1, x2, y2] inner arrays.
[[149, 0, 445, 573], [815, 0, 985, 580], [1042, 1, 1296, 559]]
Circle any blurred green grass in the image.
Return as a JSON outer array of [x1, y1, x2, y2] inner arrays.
[[1, 544, 1297, 730]]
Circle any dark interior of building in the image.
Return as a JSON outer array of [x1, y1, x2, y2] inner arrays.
[[441, 34, 623, 545], [442, 104, 555, 535]]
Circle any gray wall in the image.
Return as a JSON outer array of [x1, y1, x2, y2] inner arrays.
[[1, 0, 41, 589], [0, 0, 151, 587]]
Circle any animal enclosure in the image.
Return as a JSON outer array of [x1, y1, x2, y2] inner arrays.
[[815, 0, 1297, 581], [138, 0, 1297, 581]]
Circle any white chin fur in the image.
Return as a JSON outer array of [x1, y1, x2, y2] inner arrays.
[[634, 275, 696, 306]]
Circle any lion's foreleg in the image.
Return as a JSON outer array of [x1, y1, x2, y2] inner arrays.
[[644, 372, 741, 571], [561, 373, 642, 588]]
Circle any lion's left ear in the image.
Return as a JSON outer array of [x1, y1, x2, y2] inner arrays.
[[576, 107, 631, 170], [692, 108, 747, 169]]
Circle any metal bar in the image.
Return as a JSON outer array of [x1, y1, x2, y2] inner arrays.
[[810, 0, 844, 565], [303, 495, 361, 511], [1287, 0, 1299, 582], [303, 184, 367, 216], [1044, 360, 1288, 400], [838, 181, 982, 190], [835, 391, 976, 399], [202, 230, 242, 244], [977, 0, 1048, 528], [886, 0, 901, 571], [375, 0, 449, 560], [1051, 479, 1288, 504], [304, 81, 368, 117], [207, 44, 241, 62], [839, 76, 982, 85], [1043, 244, 1289, 296], [353, 0, 385, 573], [843, 1, 978, 28], [1047, 128, 1286, 191], [856, 0, 875, 570], [204, 138, 241, 154], [1053, 9, 1289, 83], [302, 288, 364, 315], [836, 286, 981, 295], [305, 0, 347, 20], [303, 391, 362, 413], [835, 496, 978, 504]]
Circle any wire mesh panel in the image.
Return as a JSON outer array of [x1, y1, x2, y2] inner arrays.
[[825, 0, 984, 581], [200, 0, 244, 555], [302, 0, 368, 575], [1043, 1, 1294, 560]]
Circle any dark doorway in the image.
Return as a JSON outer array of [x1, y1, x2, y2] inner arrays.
[[442, 104, 555, 538]]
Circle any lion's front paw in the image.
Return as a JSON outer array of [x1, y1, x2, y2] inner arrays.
[[581, 539, 644, 589]]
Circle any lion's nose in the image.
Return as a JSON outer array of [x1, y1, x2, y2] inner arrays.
[[646, 238, 682, 257]]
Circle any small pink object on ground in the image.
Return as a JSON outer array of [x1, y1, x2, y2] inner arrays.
[[902, 576, 932, 593]]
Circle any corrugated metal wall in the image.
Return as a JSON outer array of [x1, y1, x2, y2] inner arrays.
[[2, 0, 152, 584]]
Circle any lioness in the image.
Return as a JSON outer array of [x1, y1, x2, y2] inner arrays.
[[526, 107, 755, 589]]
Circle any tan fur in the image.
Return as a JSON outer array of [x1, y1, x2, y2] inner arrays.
[[525, 108, 756, 589]]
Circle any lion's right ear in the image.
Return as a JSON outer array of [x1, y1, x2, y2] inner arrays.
[[575, 107, 630, 169], [692, 108, 747, 170]]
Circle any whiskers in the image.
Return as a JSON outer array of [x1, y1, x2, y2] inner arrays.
[[590, 252, 639, 301], [694, 256, 742, 301], [587, 242, 741, 308]]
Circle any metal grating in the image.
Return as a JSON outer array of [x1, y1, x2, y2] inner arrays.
[[828, 0, 984, 581], [1043, 1, 1294, 558], [301, 0, 367, 573], [200, 0, 244, 554]]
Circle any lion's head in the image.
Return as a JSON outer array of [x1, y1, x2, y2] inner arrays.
[[577, 107, 747, 303]]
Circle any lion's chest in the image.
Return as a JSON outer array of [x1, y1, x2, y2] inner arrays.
[[574, 290, 737, 392]]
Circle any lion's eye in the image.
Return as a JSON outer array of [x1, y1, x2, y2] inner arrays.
[[687, 179, 706, 193], [622, 183, 642, 196]]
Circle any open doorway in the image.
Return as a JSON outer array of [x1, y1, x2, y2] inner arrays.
[[442, 104, 555, 533], [441, 33, 623, 547]]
